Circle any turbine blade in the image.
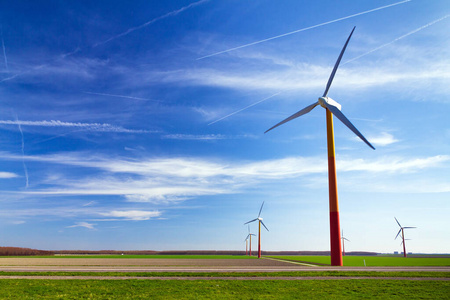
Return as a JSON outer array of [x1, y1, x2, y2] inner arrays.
[[323, 26, 355, 97], [264, 102, 319, 133], [404, 227, 416, 229], [244, 219, 258, 225], [395, 229, 402, 240], [322, 101, 375, 150], [258, 201, 265, 218], [344, 238, 350, 242], [260, 220, 269, 231], [394, 217, 402, 228]]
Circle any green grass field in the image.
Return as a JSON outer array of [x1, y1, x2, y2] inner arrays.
[[0, 279, 447, 299], [268, 255, 450, 266]]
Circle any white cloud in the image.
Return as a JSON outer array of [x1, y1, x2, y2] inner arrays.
[[0, 171, 18, 178], [154, 62, 449, 93], [124, 194, 188, 204], [162, 134, 227, 140], [99, 210, 161, 221], [367, 132, 399, 146], [338, 155, 450, 173], [4, 152, 448, 202], [12, 220, 25, 225], [67, 222, 96, 229], [0, 205, 162, 223], [3, 152, 448, 178]]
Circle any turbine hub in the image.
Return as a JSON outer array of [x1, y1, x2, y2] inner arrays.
[[258, 217, 263, 221], [318, 97, 342, 111]]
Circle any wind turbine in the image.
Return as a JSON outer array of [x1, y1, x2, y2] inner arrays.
[[341, 229, 350, 256], [265, 27, 375, 266], [245, 225, 256, 256], [244, 202, 269, 258], [395, 217, 416, 257]]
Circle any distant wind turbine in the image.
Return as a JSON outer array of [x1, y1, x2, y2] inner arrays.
[[395, 217, 416, 257], [265, 27, 375, 266], [244, 202, 269, 258], [341, 230, 350, 256], [245, 225, 256, 256]]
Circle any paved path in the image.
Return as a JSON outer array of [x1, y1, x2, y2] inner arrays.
[[0, 266, 449, 272], [0, 257, 448, 273]]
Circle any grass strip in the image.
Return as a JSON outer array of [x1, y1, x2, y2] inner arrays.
[[267, 256, 450, 266], [0, 279, 448, 299], [1, 271, 448, 278]]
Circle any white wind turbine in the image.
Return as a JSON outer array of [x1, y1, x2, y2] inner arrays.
[[395, 217, 416, 257], [265, 26, 375, 266], [245, 225, 256, 256], [244, 202, 269, 258]]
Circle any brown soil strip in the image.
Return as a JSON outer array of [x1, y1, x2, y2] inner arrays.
[[0, 258, 295, 267]]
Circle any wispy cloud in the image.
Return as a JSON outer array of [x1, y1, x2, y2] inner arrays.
[[99, 210, 161, 221], [3, 152, 448, 178], [162, 134, 227, 140], [4, 152, 448, 203], [156, 59, 449, 93], [84, 91, 159, 102], [0, 205, 161, 223], [15, 115, 29, 188], [82, 201, 96, 207], [94, 0, 209, 47], [67, 222, 96, 229], [0, 120, 155, 134], [337, 155, 450, 173], [197, 0, 411, 59], [343, 14, 450, 65], [208, 91, 284, 125], [1, 25, 8, 72]]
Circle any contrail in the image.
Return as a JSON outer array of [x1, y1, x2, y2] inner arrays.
[[208, 91, 284, 125], [15, 115, 29, 188], [197, 0, 411, 60], [207, 10, 450, 126], [1, 26, 8, 72], [0, 119, 155, 133], [94, 0, 209, 47], [0, 64, 45, 83], [343, 14, 450, 65], [0, 1, 208, 84], [84, 91, 159, 102]]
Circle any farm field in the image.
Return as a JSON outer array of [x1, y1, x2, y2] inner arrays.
[[269, 255, 450, 266], [22, 255, 256, 259], [0, 256, 448, 299]]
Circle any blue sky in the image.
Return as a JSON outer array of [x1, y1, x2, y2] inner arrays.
[[0, 0, 449, 253]]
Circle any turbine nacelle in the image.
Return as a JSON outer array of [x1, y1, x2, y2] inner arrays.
[[318, 97, 341, 111]]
